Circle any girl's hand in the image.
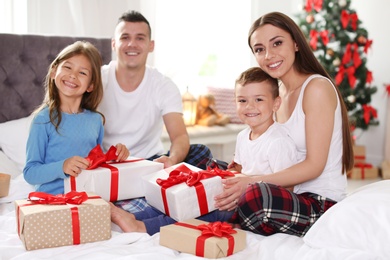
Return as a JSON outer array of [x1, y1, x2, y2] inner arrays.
[[115, 143, 130, 162], [214, 174, 255, 211], [63, 156, 90, 177]]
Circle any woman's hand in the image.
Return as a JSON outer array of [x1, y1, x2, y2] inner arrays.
[[214, 174, 255, 211], [63, 156, 90, 177], [115, 143, 130, 161]]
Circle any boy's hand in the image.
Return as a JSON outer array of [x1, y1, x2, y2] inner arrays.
[[115, 143, 130, 161]]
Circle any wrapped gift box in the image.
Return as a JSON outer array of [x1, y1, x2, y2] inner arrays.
[[64, 157, 163, 202], [143, 163, 226, 221], [353, 145, 366, 164], [15, 192, 111, 251], [382, 161, 390, 179], [348, 164, 379, 179], [160, 219, 246, 258]]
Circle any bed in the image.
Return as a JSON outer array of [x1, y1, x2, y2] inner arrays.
[[0, 33, 389, 260]]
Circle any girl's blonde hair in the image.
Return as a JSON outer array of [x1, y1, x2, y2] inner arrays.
[[34, 41, 104, 131]]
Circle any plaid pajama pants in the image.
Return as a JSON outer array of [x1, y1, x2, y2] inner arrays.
[[114, 144, 214, 213], [230, 182, 337, 237]]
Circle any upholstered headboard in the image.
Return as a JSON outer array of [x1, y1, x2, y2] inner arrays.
[[0, 33, 112, 123]]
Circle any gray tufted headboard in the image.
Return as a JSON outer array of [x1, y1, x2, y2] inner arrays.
[[0, 33, 112, 123]]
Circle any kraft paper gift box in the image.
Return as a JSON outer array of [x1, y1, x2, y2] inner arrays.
[[381, 161, 390, 179], [143, 163, 233, 221], [160, 219, 246, 258], [348, 163, 379, 179], [15, 191, 111, 251], [64, 153, 163, 202], [353, 145, 366, 164]]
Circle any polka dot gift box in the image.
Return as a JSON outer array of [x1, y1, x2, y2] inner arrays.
[[14, 191, 111, 251]]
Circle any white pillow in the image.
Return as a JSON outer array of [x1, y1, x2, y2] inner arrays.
[[0, 151, 20, 179], [0, 115, 33, 172], [303, 180, 390, 258]]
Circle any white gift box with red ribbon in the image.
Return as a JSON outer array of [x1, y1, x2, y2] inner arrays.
[[142, 163, 227, 221], [64, 156, 163, 202]]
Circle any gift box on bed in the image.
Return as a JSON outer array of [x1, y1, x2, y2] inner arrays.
[[14, 191, 111, 251], [64, 145, 163, 202], [348, 163, 379, 179], [160, 219, 246, 258], [143, 163, 234, 221]]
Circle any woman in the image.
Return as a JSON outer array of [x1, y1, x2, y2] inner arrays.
[[214, 11, 354, 237]]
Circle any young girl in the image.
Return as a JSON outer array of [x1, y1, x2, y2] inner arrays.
[[23, 41, 129, 195], [215, 12, 354, 237]]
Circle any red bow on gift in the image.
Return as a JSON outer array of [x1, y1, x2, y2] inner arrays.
[[28, 191, 89, 205], [86, 144, 118, 170], [156, 164, 235, 188], [341, 10, 358, 30], [197, 221, 237, 237]]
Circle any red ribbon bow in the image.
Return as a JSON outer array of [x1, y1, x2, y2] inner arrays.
[[342, 43, 362, 68], [28, 191, 89, 205], [366, 70, 373, 84], [385, 84, 390, 97], [335, 65, 356, 88], [309, 30, 329, 50], [197, 221, 237, 237], [305, 0, 323, 12], [362, 104, 378, 124], [86, 144, 118, 170], [341, 10, 358, 30], [156, 164, 234, 188], [364, 39, 373, 54]]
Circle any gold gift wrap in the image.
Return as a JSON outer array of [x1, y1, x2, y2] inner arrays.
[[160, 219, 246, 259], [15, 192, 111, 251], [348, 165, 379, 179]]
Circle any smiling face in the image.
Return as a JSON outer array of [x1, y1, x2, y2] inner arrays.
[[112, 21, 154, 70], [235, 80, 281, 135], [249, 24, 298, 81], [51, 54, 93, 100]]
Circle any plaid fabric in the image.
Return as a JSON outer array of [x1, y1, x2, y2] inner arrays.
[[115, 144, 214, 213], [230, 182, 336, 237]]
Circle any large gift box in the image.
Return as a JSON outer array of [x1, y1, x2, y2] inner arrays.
[[143, 163, 234, 221], [160, 219, 246, 258], [381, 161, 390, 179], [353, 145, 366, 164], [64, 145, 163, 202], [15, 191, 111, 251], [348, 163, 379, 179]]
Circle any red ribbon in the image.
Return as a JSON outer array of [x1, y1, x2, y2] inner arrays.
[[364, 39, 373, 54], [175, 221, 237, 257], [341, 10, 358, 30], [305, 0, 323, 12], [384, 84, 390, 97], [354, 162, 373, 179], [86, 144, 118, 170], [335, 65, 356, 88], [309, 30, 329, 50], [366, 70, 373, 84], [157, 165, 234, 217], [28, 191, 89, 205], [342, 43, 362, 68], [362, 104, 378, 124]]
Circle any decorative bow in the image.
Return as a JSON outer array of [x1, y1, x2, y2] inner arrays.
[[335, 65, 356, 88], [305, 0, 323, 12], [342, 43, 362, 69], [385, 84, 390, 97], [364, 39, 373, 54], [197, 221, 237, 237], [86, 144, 118, 169], [341, 10, 358, 30], [156, 164, 234, 188], [366, 70, 373, 84], [309, 30, 329, 50], [362, 105, 378, 124], [28, 191, 89, 205]]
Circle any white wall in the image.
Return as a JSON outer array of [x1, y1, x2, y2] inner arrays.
[[1, 0, 388, 166]]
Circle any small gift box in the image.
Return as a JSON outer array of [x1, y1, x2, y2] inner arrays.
[[381, 161, 390, 179], [143, 163, 234, 221], [353, 145, 366, 164], [64, 145, 163, 202], [348, 163, 379, 179], [15, 191, 111, 251], [160, 219, 246, 258]]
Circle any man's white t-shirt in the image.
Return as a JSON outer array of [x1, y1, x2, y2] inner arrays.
[[99, 61, 182, 158]]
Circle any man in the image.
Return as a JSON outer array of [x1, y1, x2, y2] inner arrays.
[[99, 10, 213, 212]]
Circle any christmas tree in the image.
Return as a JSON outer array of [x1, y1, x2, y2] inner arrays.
[[297, 0, 379, 131]]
